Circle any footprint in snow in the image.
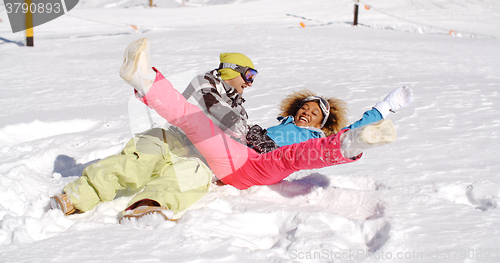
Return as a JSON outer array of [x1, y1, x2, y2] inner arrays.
[[466, 181, 499, 211]]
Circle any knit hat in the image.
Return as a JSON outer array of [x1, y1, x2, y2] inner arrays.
[[219, 53, 255, 80]]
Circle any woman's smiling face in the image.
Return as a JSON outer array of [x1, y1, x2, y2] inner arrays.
[[294, 101, 323, 128]]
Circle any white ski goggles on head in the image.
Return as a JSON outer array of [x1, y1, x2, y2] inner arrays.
[[301, 96, 330, 128]]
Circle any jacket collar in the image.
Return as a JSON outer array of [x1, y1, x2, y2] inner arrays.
[[223, 84, 245, 106], [209, 69, 245, 106], [277, 116, 325, 137]]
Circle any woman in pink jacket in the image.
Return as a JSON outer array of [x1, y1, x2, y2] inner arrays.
[[52, 38, 412, 225], [122, 38, 407, 190]]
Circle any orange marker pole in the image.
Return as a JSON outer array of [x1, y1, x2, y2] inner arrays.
[[26, 0, 34, 46]]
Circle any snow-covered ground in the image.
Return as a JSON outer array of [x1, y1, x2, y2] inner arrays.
[[1, 0, 499, 262]]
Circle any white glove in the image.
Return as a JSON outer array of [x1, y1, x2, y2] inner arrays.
[[373, 86, 413, 118]]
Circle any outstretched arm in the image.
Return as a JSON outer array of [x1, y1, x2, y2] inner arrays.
[[343, 86, 413, 130], [344, 108, 384, 130]]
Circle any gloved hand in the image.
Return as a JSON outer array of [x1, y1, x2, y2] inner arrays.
[[246, 125, 278, 154], [373, 86, 413, 118]]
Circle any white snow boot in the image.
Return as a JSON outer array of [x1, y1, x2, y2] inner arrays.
[[340, 119, 397, 159], [119, 38, 156, 97]]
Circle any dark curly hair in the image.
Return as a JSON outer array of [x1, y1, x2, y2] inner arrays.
[[277, 89, 348, 136]]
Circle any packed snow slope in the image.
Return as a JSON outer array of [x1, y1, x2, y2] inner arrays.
[[0, 0, 499, 262]]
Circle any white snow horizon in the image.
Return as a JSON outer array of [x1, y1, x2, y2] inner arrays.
[[1, 0, 499, 262]]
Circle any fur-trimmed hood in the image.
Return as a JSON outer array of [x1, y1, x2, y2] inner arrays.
[[277, 89, 348, 136]]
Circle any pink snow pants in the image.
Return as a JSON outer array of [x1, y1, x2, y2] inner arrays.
[[138, 69, 358, 189]]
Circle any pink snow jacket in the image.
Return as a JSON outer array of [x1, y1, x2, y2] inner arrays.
[[138, 69, 359, 189]]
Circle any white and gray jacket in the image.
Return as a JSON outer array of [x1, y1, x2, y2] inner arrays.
[[182, 70, 248, 143]]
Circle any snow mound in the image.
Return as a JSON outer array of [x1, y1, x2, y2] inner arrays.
[[0, 119, 100, 147]]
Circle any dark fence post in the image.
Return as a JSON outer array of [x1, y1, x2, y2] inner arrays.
[[353, 0, 359, 26]]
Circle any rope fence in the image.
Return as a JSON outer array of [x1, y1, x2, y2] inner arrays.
[[64, 12, 151, 33], [0, 1, 496, 41], [358, 1, 496, 39], [285, 0, 496, 39]]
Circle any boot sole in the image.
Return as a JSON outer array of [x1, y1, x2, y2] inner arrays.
[[119, 207, 177, 224], [360, 119, 397, 145], [120, 38, 149, 81], [50, 194, 76, 215], [119, 210, 168, 224]]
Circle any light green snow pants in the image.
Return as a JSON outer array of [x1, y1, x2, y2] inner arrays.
[[63, 128, 213, 214]]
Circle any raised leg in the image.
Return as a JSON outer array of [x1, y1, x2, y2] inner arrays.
[[340, 119, 397, 159]]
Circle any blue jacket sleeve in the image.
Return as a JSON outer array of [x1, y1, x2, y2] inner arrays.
[[342, 108, 383, 130]]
